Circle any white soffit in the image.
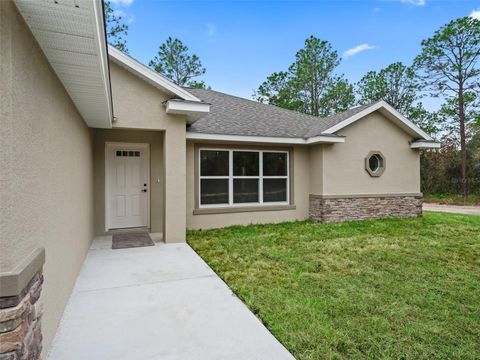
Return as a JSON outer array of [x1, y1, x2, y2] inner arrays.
[[410, 140, 441, 149], [165, 99, 210, 124], [15, 0, 112, 128]]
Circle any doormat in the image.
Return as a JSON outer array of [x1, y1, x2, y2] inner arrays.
[[112, 232, 154, 249]]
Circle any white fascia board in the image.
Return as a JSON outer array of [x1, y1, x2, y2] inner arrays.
[[410, 140, 441, 149], [322, 100, 434, 141], [15, 0, 113, 128], [165, 100, 210, 115], [306, 135, 345, 144], [93, 0, 113, 127], [186, 132, 345, 145], [108, 45, 201, 102]]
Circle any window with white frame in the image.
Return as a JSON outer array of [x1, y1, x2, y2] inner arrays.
[[199, 149, 289, 207]]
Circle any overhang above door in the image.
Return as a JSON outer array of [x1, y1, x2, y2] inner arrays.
[[14, 0, 113, 129]]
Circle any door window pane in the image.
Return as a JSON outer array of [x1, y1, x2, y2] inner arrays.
[[263, 179, 287, 202], [263, 152, 287, 176], [200, 179, 229, 205], [233, 179, 259, 203], [233, 151, 259, 176], [201, 150, 229, 176]]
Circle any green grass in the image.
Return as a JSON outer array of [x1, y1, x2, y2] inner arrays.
[[187, 213, 480, 360], [424, 193, 480, 206]]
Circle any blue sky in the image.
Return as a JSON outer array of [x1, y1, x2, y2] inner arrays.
[[110, 0, 480, 110]]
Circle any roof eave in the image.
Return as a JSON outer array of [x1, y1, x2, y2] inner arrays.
[[108, 45, 202, 102], [15, 0, 113, 129], [321, 100, 434, 141], [165, 99, 210, 124], [186, 132, 345, 145], [410, 140, 441, 149]]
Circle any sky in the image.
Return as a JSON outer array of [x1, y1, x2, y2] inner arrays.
[[110, 0, 480, 110]]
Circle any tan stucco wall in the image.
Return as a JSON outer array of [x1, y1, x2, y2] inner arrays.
[[309, 144, 324, 195], [316, 112, 421, 195], [0, 1, 94, 353], [109, 61, 187, 242], [93, 129, 164, 236], [186, 143, 310, 230]]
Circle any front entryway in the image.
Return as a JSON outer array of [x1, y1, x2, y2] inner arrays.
[[105, 143, 150, 230]]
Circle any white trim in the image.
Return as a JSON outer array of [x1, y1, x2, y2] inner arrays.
[[165, 100, 210, 116], [186, 132, 345, 145], [92, 0, 113, 127], [322, 100, 434, 141], [410, 140, 441, 149], [198, 148, 290, 209], [305, 135, 345, 144], [15, 0, 113, 128], [108, 45, 201, 102], [105, 142, 150, 231]]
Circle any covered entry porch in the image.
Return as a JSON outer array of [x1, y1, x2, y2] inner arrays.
[[93, 129, 167, 240]]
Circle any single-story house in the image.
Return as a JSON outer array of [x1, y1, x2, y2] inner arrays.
[[0, 0, 440, 358]]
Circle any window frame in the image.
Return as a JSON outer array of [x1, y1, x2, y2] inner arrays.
[[198, 147, 290, 209], [365, 150, 386, 177]]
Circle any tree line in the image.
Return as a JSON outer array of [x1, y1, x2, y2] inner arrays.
[[105, 1, 479, 197]]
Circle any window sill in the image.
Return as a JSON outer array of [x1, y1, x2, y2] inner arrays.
[[193, 204, 296, 215]]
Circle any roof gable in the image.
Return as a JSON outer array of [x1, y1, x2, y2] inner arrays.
[[304, 103, 373, 138], [320, 100, 433, 141], [108, 45, 201, 102]]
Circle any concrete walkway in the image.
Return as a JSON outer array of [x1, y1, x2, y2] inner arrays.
[[48, 238, 294, 360], [423, 203, 480, 216]]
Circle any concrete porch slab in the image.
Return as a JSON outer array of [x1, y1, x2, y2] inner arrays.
[[47, 240, 294, 360]]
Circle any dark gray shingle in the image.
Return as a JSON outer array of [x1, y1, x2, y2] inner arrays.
[[187, 88, 376, 138]]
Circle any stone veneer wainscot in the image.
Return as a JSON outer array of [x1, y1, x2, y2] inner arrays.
[[0, 262, 43, 360], [309, 194, 423, 222]]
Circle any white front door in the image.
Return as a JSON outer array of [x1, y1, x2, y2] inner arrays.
[[106, 143, 149, 230]]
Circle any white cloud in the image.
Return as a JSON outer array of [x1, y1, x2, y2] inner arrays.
[[470, 8, 480, 20], [401, 0, 426, 6], [206, 23, 217, 38], [343, 44, 376, 58], [113, 9, 135, 23], [110, 0, 134, 6], [113, 9, 125, 17]]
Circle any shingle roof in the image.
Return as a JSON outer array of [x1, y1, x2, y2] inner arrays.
[[186, 88, 377, 139]]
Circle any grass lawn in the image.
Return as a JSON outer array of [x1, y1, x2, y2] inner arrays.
[[187, 212, 480, 359], [424, 193, 480, 206]]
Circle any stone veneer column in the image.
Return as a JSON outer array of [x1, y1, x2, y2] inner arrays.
[[309, 194, 423, 222], [0, 250, 44, 360]]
